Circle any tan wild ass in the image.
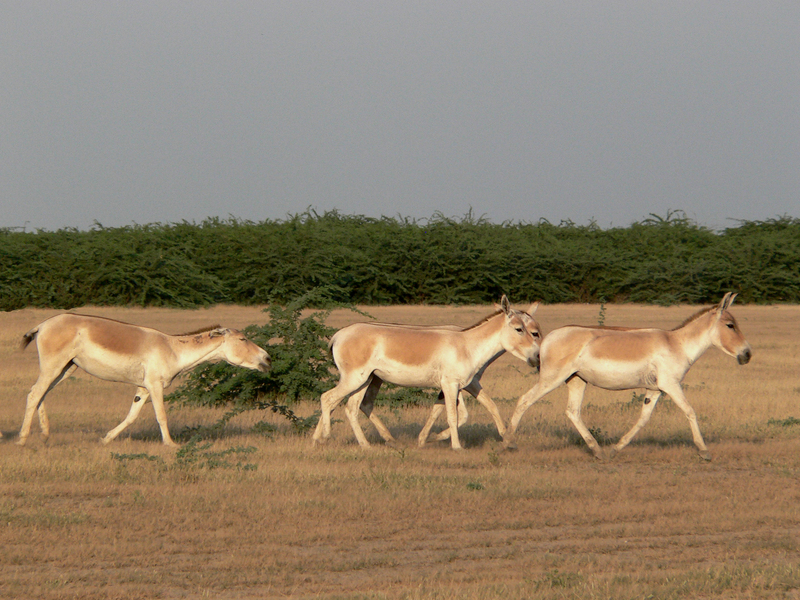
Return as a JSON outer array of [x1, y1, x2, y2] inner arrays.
[[415, 307, 541, 446], [503, 293, 751, 460], [16, 314, 271, 446], [339, 306, 541, 448], [312, 296, 541, 450]]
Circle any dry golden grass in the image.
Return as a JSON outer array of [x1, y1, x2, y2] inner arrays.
[[1, 303, 800, 600]]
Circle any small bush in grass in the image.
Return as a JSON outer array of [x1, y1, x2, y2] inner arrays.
[[168, 289, 341, 429], [168, 289, 434, 432]]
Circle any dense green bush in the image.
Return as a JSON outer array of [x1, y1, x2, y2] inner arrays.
[[2, 211, 799, 310]]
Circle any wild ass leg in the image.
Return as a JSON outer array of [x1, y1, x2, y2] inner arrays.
[[417, 402, 444, 446], [101, 387, 151, 445], [312, 374, 369, 446], [504, 375, 565, 449], [462, 382, 506, 437], [17, 362, 77, 445], [146, 382, 177, 447], [37, 403, 51, 442], [564, 376, 604, 459], [344, 376, 389, 448], [442, 382, 463, 450], [610, 390, 661, 458], [660, 381, 711, 461], [367, 412, 395, 444], [339, 375, 397, 445], [422, 381, 507, 444], [418, 392, 468, 447], [360, 379, 398, 445]]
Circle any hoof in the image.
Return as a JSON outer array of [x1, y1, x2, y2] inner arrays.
[[608, 447, 619, 460], [591, 449, 606, 461], [698, 450, 712, 462]]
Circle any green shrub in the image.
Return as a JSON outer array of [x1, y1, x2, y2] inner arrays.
[[167, 289, 436, 424], [3, 211, 799, 309], [167, 290, 340, 423]]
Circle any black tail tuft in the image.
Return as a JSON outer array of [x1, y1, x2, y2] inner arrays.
[[20, 328, 38, 351]]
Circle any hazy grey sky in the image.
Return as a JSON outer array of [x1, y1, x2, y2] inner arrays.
[[2, 2, 798, 232]]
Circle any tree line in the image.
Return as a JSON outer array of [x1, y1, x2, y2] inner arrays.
[[2, 210, 798, 310]]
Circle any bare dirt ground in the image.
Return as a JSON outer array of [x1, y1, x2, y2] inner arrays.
[[1, 303, 799, 599]]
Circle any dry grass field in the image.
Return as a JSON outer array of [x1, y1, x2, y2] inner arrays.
[[1, 302, 799, 599]]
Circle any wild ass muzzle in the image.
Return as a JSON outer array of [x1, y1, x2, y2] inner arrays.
[[16, 314, 270, 446], [503, 292, 752, 460], [312, 296, 541, 450]]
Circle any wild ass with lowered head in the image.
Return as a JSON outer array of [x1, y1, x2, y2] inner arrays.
[[312, 296, 541, 450], [503, 293, 751, 460], [336, 306, 541, 448], [16, 313, 270, 446]]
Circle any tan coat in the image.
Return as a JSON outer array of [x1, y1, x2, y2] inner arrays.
[[313, 296, 541, 450], [505, 293, 752, 460], [17, 313, 270, 446]]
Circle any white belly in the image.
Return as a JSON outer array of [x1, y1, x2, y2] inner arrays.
[[73, 355, 145, 385], [576, 359, 659, 391]]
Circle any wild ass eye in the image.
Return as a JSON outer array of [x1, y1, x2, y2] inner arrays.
[[515, 326, 524, 334], [725, 323, 735, 330]]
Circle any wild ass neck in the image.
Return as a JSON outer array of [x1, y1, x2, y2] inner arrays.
[[670, 312, 715, 367], [459, 314, 510, 369], [169, 333, 228, 374]]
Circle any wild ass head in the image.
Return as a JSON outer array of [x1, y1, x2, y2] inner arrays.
[[496, 295, 541, 369], [209, 328, 271, 372], [709, 292, 752, 365]]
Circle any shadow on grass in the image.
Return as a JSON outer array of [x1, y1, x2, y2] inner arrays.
[[526, 421, 707, 455], [380, 421, 503, 449]]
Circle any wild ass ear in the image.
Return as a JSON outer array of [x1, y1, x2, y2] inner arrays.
[[209, 328, 230, 338], [499, 295, 511, 315], [717, 292, 737, 315], [527, 302, 539, 316]]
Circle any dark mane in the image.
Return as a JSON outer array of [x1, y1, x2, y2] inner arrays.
[[672, 307, 715, 330], [177, 324, 221, 336], [463, 309, 503, 331]]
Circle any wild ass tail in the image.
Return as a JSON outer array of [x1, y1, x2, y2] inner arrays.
[[20, 326, 39, 351]]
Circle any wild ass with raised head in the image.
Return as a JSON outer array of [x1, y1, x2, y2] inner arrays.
[[503, 293, 751, 460], [340, 306, 541, 448], [312, 296, 541, 450], [16, 313, 270, 446]]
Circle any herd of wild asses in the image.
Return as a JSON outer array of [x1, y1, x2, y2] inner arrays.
[[9, 293, 751, 461]]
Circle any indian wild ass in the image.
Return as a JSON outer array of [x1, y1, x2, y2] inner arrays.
[[503, 293, 751, 460], [16, 313, 270, 446], [312, 296, 541, 450], [415, 307, 541, 446], [338, 306, 541, 448]]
